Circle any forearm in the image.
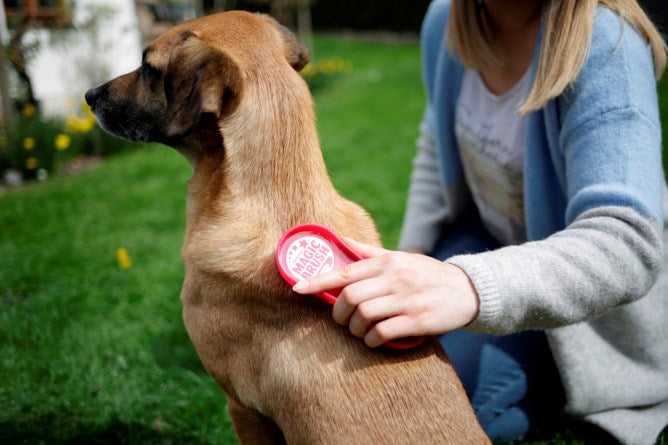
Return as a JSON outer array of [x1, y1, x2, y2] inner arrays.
[[399, 118, 448, 251], [449, 206, 663, 334]]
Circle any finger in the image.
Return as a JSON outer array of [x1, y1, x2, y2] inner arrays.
[[364, 315, 416, 348], [292, 257, 382, 294], [347, 296, 404, 338], [341, 237, 389, 259], [332, 278, 393, 325]]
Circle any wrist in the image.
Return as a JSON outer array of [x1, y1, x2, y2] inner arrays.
[[446, 262, 481, 325], [447, 254, 505, 332]]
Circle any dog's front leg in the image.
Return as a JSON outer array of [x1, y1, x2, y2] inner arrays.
[[227, 396, 286, 445]]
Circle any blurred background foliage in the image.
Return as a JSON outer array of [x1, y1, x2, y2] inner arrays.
[[0, 0, 665, 187]]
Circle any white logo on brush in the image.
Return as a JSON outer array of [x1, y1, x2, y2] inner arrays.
[[285, 236, 334, 280]]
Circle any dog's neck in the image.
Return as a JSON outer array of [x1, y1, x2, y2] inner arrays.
[[227, 80, 332, 205], [181, 73, 344, 286]]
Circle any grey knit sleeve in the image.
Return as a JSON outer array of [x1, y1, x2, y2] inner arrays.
[[398, 113, 450, 252], [449, 206, 664, 334]]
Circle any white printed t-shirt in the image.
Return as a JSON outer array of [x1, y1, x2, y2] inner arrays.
[[454, 68, 532, 246]]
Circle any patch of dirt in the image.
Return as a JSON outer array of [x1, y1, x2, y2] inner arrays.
[[59, 155, 104, 175], [0, 155, 105, 194]]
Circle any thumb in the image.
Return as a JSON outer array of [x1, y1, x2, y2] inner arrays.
[[341, 237, 389, 259]]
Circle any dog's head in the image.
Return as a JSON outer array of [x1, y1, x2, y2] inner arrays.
[[85, 11, 310, 148]]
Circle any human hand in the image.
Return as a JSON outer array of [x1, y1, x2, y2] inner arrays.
[[291, 238, 481, 347]]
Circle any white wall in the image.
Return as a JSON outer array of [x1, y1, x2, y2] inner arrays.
[[25, 0, 142, 116]]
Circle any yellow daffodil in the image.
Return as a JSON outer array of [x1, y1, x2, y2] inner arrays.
[[82, 102, 96, 122], [54, 134, 71, 151], [336, 59, 352, 72], [21, 103, 36, 118], [79, 118, 93, 132], [321, 60, 335, 74], [301, 63, 314, 76], [25, 157, 37, 169], [300, 58, 352, 81], [116, 247, 132, 269], [23, 137, 35, 150], [64, 116, 78, 133], [65, 115, 94, 133]]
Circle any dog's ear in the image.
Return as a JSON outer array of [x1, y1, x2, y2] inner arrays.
[[163, 34, 242, 138], [258, 14, 310, 72], [276, 23, 310, 71]]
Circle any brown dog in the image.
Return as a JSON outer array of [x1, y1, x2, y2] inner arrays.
[[85, 11, 489, 444]]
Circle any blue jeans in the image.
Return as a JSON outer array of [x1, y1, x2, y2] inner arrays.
[[431, 214, 565, 441]]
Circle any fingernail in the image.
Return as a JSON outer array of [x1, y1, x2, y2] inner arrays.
[[292, 280, 309, 293]]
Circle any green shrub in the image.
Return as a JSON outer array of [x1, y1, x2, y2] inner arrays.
[[0, 104, 56, 179], [0, 102, 136, 183], [301, 57, 353, 92]]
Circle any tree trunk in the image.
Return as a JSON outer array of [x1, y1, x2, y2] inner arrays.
[[8, 19, 37, 107]]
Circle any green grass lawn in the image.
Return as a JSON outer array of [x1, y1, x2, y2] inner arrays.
[[1, 35, 667, 444]]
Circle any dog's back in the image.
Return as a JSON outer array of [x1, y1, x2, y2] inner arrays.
[[182, 199, 488, 443]]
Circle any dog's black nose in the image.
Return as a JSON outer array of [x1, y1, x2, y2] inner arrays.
[[85, 85, 104, 107]]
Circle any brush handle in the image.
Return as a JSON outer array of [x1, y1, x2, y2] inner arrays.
[[276, 224, 426, 350]]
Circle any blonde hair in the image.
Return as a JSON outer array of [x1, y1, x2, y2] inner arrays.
[[447, 0, 667, 115]]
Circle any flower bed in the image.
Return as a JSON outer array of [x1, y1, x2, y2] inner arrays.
[[0, 100, 136, 187]]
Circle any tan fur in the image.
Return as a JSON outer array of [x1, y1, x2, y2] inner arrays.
[[87, 11, 490, 444]]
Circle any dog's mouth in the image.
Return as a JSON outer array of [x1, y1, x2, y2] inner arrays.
[[85, 84, 165, 143], [92, 103, 161, 143]]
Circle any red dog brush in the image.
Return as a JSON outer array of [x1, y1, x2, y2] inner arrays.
[[276, 223, 426, 350]]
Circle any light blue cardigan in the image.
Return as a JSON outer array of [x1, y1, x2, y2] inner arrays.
[[399, 1, 668, 444]]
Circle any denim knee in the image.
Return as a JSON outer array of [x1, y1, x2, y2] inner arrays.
[[438, 330, 564, 441], [471, 344, 531, 440]]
